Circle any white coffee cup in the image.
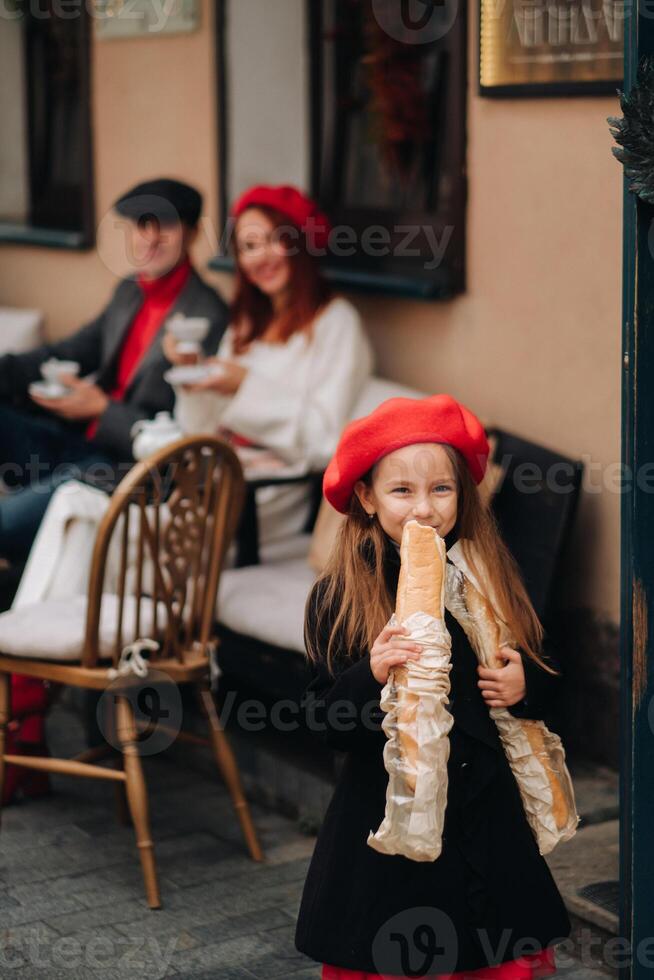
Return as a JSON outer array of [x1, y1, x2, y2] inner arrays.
[[41, 358, 81, 386], [166, 315, 210, 344]]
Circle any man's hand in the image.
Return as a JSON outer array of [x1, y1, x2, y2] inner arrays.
[[30, 375, 109, 421], [477, 647, 527, 708]]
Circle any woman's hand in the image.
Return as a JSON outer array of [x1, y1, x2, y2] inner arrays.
[[185, 358, 247, 396], [477, 647, 527, 708], [162, 333, 199, 366], [370, 624, 422, 685]]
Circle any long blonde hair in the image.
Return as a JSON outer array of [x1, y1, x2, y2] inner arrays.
[[306, 444, 557, 678]]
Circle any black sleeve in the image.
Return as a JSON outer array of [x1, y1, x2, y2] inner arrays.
[[90, 279, 227, 461], [302, 580, 386, 753], [0, 313, 106, 402], [91, 345, 176, 462], [507, 637, 562, 721]]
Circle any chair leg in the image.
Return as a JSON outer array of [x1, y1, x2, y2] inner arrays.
[[114, 696, 161, 908], [196, 684, 264, 862], [0, 672, 9, 827], [114, 779, 131, 827]]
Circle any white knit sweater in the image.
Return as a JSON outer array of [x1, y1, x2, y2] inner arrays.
[[174, 297, 373, 472]]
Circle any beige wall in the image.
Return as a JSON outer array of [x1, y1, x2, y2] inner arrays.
[[0, 0, 220, 330], [0, 1, 621, 621]]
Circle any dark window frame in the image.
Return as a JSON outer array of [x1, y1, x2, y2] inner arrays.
[[0, 1, 95, 250], [212, 0, 467, 300]]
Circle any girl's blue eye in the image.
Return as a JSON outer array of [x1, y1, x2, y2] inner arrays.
[[391, 487, 410, 494], [434, 485, 453, 493]]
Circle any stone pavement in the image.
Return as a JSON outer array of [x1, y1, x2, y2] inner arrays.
[[0, 706, 614, 980]]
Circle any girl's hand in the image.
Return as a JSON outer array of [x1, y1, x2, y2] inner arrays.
[[185, 358, 247, 396], [477, 647, 527, 708], [370, 624, 422, 685], [162, 333, 199, 366]]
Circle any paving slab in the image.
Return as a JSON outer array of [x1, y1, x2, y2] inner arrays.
[[546, 819, 619, 940], [0, 704, 616, 979], [568, 761, 619, 826]]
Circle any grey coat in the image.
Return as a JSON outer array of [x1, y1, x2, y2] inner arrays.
[[0, 269, 228, 462]]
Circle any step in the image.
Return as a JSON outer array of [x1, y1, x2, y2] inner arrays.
[[546, 819, 619, 975], [568, 760, 619, 826]]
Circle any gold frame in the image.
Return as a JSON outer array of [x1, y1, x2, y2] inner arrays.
[[479, 0, 624, 95]]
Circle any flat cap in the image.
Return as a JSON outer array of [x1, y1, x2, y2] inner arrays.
[[113, 178, 202, 227]]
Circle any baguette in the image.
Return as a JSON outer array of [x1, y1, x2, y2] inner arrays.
[[521, 721, 570, 830], [394, 521, 447, 792], [463, 579, 570, 830]]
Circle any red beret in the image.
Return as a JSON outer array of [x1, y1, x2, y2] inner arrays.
[[323, 394, 489, 514], [232, 185, 332, 250]]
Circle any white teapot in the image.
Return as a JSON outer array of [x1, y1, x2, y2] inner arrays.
[[131, 412, 183, 461]]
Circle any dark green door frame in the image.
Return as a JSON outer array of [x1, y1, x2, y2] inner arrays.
[[621, 5, 654, 978]]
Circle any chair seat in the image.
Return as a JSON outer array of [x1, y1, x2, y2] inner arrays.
[[0, 594, 162, 662], [217, 559, 316, 654]]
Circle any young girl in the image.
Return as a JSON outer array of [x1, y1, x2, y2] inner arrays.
[[295, 394, 571, 980]]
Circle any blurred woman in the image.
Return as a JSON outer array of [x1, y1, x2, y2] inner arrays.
[[165, 184, 373, 546]]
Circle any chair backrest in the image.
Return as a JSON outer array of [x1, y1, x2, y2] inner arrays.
[[82, 436, 245, 669], [488, 428, 583, 621]]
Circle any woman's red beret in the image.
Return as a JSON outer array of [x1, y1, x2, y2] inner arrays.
[[323, 394, 489, 514], [232, 185, 332, 250]]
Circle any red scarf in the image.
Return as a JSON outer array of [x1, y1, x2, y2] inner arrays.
[[87, 258, 191, 439]]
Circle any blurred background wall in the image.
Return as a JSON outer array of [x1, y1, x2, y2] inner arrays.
[[0, 0, 622, 761]]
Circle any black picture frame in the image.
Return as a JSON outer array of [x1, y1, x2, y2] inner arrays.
[[307, 0, 467, 299]]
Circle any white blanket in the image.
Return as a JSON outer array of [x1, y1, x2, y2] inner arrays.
[[13, 481, 110, 609]]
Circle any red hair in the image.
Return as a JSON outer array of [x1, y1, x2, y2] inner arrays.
[[230, 206, 332, 355]]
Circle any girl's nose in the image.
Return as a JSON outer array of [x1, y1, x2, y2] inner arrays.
[[412, 496, 434, 518]]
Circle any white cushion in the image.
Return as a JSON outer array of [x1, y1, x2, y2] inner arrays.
[[352, 376, 425, 419], [0, 308, 43, 355], [217, 559, 316, 653], [0, 594, 163, 662], [258, 533, 311, 565]]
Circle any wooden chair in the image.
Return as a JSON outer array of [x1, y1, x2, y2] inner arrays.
[[0, 436, 264, 909]]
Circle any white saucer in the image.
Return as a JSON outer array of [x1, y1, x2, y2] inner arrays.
[[164, 364, 225, 386], [29, 381, 68, 399]]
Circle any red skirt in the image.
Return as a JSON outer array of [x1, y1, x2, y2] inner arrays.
[[322, 945, 557, 980]]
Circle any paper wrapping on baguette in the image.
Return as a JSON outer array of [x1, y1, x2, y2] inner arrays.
[[368, 521, 453, 862], [444, 542, 579, 855]]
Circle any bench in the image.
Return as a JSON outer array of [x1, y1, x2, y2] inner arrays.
[[215, 381, 583, 711]]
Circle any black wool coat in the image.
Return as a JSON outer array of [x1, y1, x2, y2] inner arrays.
[[295, 541, 571, 975]]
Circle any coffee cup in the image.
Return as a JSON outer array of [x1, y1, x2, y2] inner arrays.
[[166, 315, 210, 345], [41, 358, 81, 388]]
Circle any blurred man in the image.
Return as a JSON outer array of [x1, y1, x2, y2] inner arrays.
[[0, 178, 228, 567]]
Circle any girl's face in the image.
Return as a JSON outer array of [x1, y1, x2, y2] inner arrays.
[[355, 443, 458, 545], [235, 208, 292, 299]]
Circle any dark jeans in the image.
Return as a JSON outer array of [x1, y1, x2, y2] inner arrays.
[[0, 404, 120, 563]]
